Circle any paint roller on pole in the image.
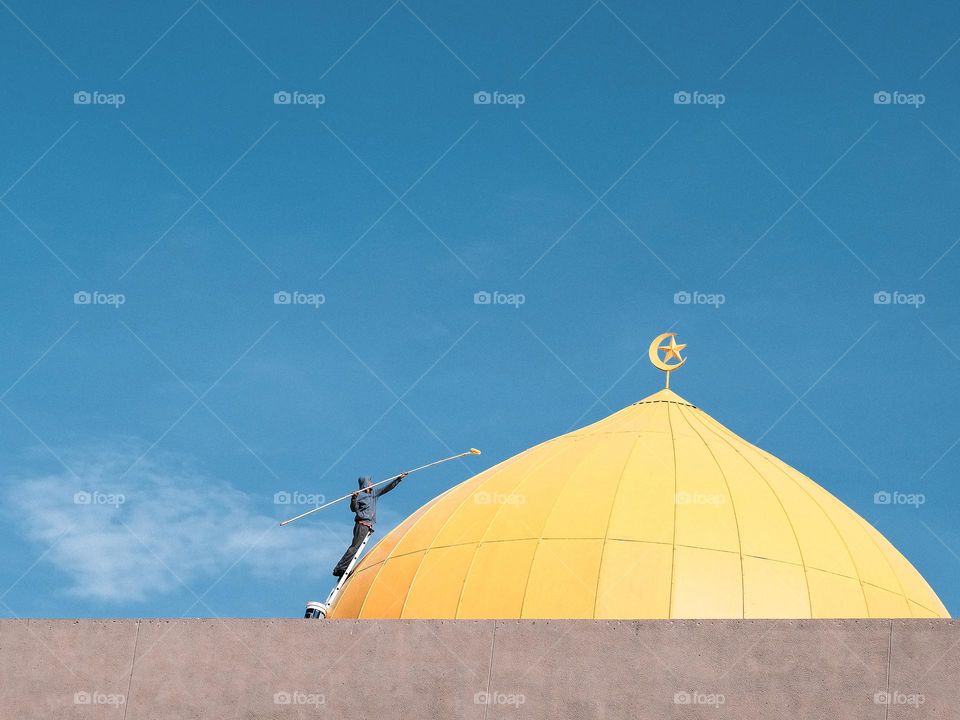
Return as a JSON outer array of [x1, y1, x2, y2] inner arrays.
[[279, 448, 482, 526]]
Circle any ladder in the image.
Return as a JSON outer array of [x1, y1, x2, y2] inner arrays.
[[304, 532, 372, 619]]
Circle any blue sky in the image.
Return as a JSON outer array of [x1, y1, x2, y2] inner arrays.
[[2, 1, 959, 618]]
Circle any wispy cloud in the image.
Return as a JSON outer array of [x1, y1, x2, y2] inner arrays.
[[6, 442, 354, 603]]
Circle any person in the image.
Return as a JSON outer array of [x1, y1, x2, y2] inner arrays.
[[332, 473, 407, 577]]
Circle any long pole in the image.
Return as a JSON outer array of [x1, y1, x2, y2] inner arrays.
[[279, 448, 481, 526]]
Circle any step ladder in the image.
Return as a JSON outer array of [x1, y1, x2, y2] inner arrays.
[[304, 531, 372, 619]]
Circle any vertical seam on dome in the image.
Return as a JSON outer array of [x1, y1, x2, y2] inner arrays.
[[689, 409, 813, 618], [591, 433, 642, 619], [353, 492, 449, 618], [847, 513, 915, 617], [804, 476, 913, 616], [356, 450, 529, 618], [773, 473, 871, 615], [782, 461, 919, 616], [390, 447, 537, 619], [516, 438, 612, 619], [701, 415, 873, 616], [677, 404, 745, 619], [666, 402, 679, 618], [450, 440, 575, 619]]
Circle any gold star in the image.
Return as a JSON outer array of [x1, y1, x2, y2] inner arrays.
[[658, 336, 686, 363]]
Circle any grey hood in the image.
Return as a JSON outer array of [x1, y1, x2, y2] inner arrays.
[[350, 474, 403, 527]]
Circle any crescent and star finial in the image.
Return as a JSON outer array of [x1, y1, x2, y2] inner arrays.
[[648, 332, 686, 389]]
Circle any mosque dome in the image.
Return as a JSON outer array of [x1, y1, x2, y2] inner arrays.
[[328, 335, 948, 620]]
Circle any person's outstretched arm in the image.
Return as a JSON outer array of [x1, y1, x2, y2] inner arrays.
[[375, 472, 407, 497]]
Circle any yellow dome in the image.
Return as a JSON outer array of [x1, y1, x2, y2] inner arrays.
[[329, 388, 948, 619]]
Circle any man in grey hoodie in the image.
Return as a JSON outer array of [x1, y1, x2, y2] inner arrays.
[[332, 473, 407, 577]]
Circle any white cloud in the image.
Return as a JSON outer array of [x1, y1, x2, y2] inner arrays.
[[7, 443, 359, 603]]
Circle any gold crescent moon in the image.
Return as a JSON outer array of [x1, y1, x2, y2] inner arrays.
[[648, 332, 687, 372]]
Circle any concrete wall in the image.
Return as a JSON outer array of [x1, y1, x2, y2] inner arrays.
[[0, 619, 957, 719]]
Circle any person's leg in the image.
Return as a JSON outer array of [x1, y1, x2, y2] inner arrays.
[[332, 523, 370, 576]]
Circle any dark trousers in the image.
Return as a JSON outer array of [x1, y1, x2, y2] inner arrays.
[[333, 522, 372, 576]]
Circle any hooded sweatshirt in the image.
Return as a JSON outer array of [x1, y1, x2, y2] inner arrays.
[[350, 474, 402, 527]]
